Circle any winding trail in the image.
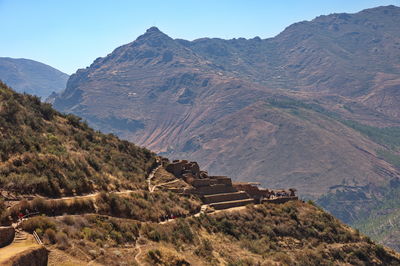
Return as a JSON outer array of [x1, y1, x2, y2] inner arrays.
[[147, 165, 162, 192], [2, 162, 267, 265], [1, 164, 163, 264], [150, 179, 180, 193], [134, 234, 145, 265], [7, 163, 163, 211], [53, 190, 135, 203]]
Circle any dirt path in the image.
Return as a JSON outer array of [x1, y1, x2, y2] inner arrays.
[[150, 179, 180, 193], [8, 164, 162, 211], [134, 233, 146, 265], [1, 162, 256, 265], [54, 190, 136, 203], [147, 165, 162, 192]]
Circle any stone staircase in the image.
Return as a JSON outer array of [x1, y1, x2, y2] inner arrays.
[[13, 229, 28, 243]]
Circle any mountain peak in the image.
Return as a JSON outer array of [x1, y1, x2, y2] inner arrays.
[[140, 26, 169, 38], [135, 26, 172, 45], [146, 26, 162, 33]]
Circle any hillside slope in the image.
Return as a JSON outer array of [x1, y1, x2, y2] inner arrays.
[[0, 84, 400, 265], [52, 6, 400, 249], [0, 57, 68, 99], [53, 6, 400, 186], [0, 81, 156, 197]]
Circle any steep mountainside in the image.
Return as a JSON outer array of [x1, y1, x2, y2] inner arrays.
[[52, 6, 400, 249], [0, 57, 68, 99], [2, 84, 399, 265], [0, 81, 156, 197]]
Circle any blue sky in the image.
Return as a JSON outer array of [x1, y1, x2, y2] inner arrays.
[[1, 0, 399, 74]]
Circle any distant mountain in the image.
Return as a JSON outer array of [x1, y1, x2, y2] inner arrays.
[[0, 57, 68, 98], [53, 6, 400, 249]]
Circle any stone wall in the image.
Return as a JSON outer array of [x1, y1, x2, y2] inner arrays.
[[233, 183, 272, 198], [191, 178, 213, 187], [203, 191, 250, 204], [210, 176, 232, 186], [166, 160, 201, 178], [190, 177, 233, 188], [210, 198, 255, 210], [186, 184, 237, 195], [0, 226, 15, 248]]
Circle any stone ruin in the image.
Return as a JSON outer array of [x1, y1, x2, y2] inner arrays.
[[164, 159, 298, 210]]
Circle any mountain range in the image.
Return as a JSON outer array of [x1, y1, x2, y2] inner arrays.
[[0, 57, 68, 99], [50, 5, 400, 250]]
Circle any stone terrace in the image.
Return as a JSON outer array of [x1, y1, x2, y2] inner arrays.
[[164, 159, 297, 210]]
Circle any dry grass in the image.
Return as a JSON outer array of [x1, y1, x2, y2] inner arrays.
[[139, 201, 400, 265], [0, 81, 157, 197]]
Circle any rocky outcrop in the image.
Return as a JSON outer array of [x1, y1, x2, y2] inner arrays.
[[0, 226, 15, 248]]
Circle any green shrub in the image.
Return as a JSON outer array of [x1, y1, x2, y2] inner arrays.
[[147, 249, 162, 263], [194, 239, 213, 258], [21, 216, 56, 233], [55, 232, 70, 250], [62, 215, 75, 226], [172, 220, 195, 244], [44, 228, 57, 244]]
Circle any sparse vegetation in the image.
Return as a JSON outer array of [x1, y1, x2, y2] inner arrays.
[[1, 82, 399, 265], [377, 149, 400, 169], [268, 97, 400, 150], [342, 120, 400, 149], [0, 191, 201, 224], [0, 81, 157, 197], [135, 201, 400, 265]]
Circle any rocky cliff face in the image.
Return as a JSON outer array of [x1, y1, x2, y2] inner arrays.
[[52, 5, 400, 248]]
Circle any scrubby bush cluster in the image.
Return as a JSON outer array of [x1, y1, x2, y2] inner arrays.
[[1, 197, 94, 224], [146, 248, 190, 265], [96, 191, 201, 221], [21, 214, 140, 251], [0, 191, 201, 224], [145, 201, 400, 265], [0, 81, 156, 196]]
